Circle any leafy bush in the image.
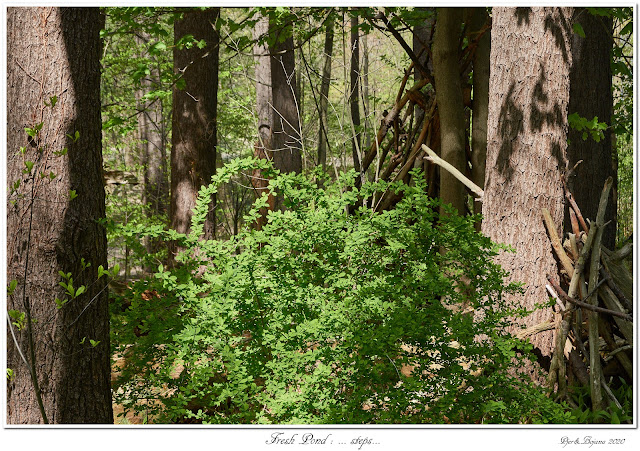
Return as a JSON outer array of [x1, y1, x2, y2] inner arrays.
[[570, 378, 633, 424], [111, 158, 570, 424]]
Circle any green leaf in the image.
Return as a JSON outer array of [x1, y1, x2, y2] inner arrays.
[[621, 21, 633, 36], [23, 161, 34, 173], [75, 286, 86, 297], [112, 263, 120, 276], [25, 122, 44, 138], [611, 411, 620, 424], [80, 337, 86, 345], [8, 309, 25, 330], [7, 368, 14, 381], [573, 23, 586, 38], [89, 339, 100, 348], [7, 279, 18, 296], [53, 147, 68, 157], [148, 41, 167, 54], [45, 96, 58, 108], [69, 190, 78, 201]]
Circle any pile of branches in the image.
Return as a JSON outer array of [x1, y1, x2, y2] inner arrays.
[[542, 167, 632, 416]]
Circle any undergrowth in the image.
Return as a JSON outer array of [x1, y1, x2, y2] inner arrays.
[[111, 158, 572, 424]]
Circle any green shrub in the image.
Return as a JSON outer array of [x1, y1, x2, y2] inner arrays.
[[111, 158, 570, 424]]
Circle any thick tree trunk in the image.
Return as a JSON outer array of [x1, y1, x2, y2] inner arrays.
[[567, 9, 615, 248], [469, 7, 490, 230], [170, 7, 219, 249], [482, 7, 575, 360], [7, 7, 112, 423], [317, 15, 334, 170], [350, 15, 362, 176], [433, 8, 466, 215], [269, 16, 302, 209]]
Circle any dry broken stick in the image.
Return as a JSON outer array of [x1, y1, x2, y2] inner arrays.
[[586, 176, 613, 412], [542, 208, 574, 279], [421, 144, 484, 200]]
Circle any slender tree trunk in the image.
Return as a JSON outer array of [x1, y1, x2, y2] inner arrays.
[[469, 7, 490, 230], [433, 8, 466, 215], [135, 33, 168, 264], [250, 12, 274, 228], [317, 15, 334, 170], [350, 14, 362, 176], [362, 31, 372, 152], [482, 7, 575, 361], [7, 7, 112, 423], [253, 13, 272, 153], [170, 7, 219, 253], [567, 8, 615, 248], [269, 15, 302, 202], [413, 7, 435, 83]]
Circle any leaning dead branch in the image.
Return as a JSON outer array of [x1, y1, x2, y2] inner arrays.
[[421, 144, 484, 200]]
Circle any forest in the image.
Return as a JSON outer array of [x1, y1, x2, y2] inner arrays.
[[5, 6, 634, 425]]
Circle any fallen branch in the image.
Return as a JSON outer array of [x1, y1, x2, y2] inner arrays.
[[542, 208, 574, 279], [515, 320, 555, 340], [421, 144, 484, 200]]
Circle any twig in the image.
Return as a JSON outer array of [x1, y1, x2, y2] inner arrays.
[[546, 276, 631, 322]]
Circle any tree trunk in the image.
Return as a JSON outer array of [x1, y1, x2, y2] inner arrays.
[[317, 15, 334, 170], [135, 32, 168, 262], [350, 14, 362, 176], [468, 7, 491, 230], [433, 8, 466, 215], [413, 7, 435, 83], [253, 13, 272, 153], [567, 8, 615, 248], [250, 12, 275, 229], [7, 7, 112, 423], [482, 7, 575, 360], [269, 15, 302, 209], [170, 7, 219, 251]]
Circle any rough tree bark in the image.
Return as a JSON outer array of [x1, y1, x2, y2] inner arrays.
[[170, 7, 219, 252], [433, 8, 466, 215], [317, 15, 335, 170], [482, 7, 575, 361], [6, 7, 112, 423]]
